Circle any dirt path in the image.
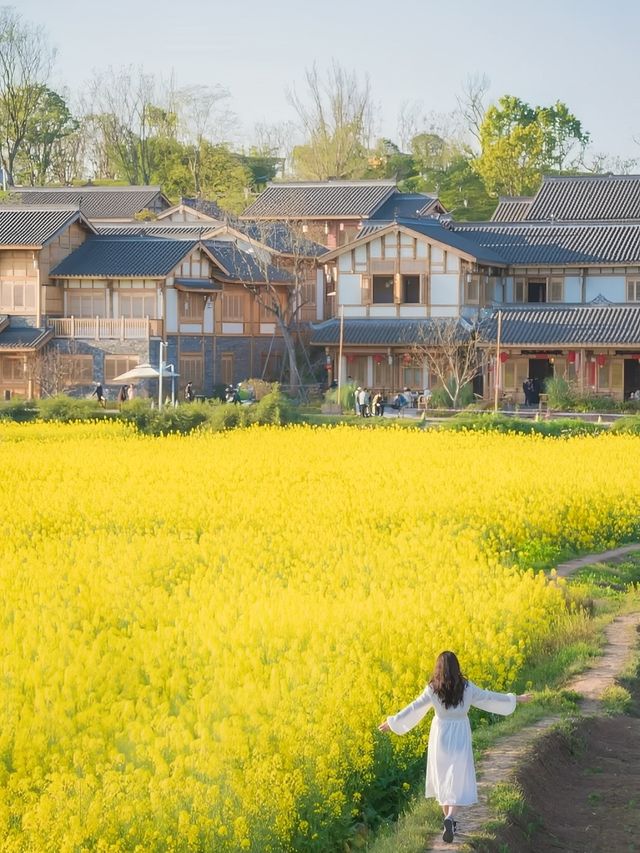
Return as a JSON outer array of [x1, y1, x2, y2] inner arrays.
[[425, 548, 640, 852]]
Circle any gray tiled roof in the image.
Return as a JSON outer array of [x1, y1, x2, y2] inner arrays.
[[454, 221, 640, 265], [0, 325, 53, 350], [95, 222, 218, 238], [480, 304, 640, 346], [204, 241, 293, 283], [310, 317, 470, 346], [50, 237, 198, 277], [241, 180, 397, 219], [368, 192, 441, 221], [19, 186, 171, 220], [526, 175, 640, 222], [239, 221, 327, 256], [490, 197, 533, 221], [0, 205, 92, 246]]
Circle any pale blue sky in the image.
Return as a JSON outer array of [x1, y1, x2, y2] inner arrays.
[[17, 0, 640, 162]]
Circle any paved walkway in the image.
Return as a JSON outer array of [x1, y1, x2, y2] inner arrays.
[[425, 546, 640, 852]]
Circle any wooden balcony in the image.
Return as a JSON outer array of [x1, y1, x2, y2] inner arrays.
[[50, 317, 163, 340]]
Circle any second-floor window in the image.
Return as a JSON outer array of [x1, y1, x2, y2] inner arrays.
[[0, 280, 37, 313], [372, 275, 394, 304], [119, 292, 157, 318], [179, 292, 205, 322], [222, 292, 245, 321], [627, 279, 640, 302], [403, 275, 420, 304], [67, 290, 106, 317]]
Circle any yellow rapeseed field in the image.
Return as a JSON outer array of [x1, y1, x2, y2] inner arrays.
[[1, 422, 639, 851]]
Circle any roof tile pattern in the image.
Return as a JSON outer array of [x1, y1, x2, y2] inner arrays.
[[204, 241, 293, 283], [0, 325, 53, 350], [242, 180, 396, 219], [19, 187, 169, 220], [455, 221, 640, 265], [310, 318, 469, 346], [490, 197, 533, 221], [480, 304, 640, 346], [50, 236, 198, 277], [526, 175, 640, 222], [0, 206, 87, 246]]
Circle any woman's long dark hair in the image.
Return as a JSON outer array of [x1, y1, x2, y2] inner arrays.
[[429, 651, 467, 708]]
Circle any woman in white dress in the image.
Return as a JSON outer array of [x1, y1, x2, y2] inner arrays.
[[379, 651, 531, 843]]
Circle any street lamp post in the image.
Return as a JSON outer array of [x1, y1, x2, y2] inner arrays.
[[158, 341, 167, 410]]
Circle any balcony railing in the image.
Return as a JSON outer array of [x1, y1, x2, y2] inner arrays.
[[50, 317, 163, 340]]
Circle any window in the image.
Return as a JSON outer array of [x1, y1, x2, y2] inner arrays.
[[67, 290, 106, 317], [372, 275, 394, 304], [104, 355, 139, 382], [0, 279, 37, 313], [178, 291, 205, 322], [221, 352, 234, 385], [465, 275, 479, 305], [2, 356, 26, 381], [180, 354, 204, 387], [119, 292, 157, 319], [549, 277, 564, 303], [60, 355, 93, 385], [222, 292, 244, 321], [403, 367, 422, 387], [627, 279, 640, 302], [403, 275, 420, 304], [527, 280, 546, 303]]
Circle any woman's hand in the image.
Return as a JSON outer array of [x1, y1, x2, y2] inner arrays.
[[378, 720, 391, 732], [516, 693, 533, 704]]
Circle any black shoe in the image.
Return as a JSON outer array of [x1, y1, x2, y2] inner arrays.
[[442, 817, 454, 843]]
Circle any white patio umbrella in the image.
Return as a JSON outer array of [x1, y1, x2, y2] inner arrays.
[[109, 363, 161, 383]]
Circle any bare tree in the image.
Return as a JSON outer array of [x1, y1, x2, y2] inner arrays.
[[176, 84, 232, 194], [411, 318, 487, 407], [456, 73, 490, 150], [227, 221, 321, 397], [0, 8, 55, 185], [87, 66, 163, 184], [27, 345, 70, 398], [287, 62, 374, 179]]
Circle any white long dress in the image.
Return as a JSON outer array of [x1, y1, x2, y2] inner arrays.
[[387, 681, 516, 805]]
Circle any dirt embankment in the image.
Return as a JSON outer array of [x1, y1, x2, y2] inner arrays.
[[474, 674, 640, 853]]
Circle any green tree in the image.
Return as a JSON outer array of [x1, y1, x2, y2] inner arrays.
[[364, 138, 414, 180], [0, 8, 55, 185], [15, 88, 78, 184], [289, 62, 373, 179], [473, 96, 589, 196]]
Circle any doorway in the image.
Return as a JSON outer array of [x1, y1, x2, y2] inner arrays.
[[528, 358, 554, 402], [527, 280, 547, 302], [624, 358, 640, 399]]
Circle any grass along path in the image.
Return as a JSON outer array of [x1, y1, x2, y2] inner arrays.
[[367, 548, 640, 853]]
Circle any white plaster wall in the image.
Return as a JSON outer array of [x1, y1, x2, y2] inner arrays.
[[399, 306, 429, 318], [369, 306, 396, 318], [564, 276, 582, 303], [445, 254, 460, 273], [504, 276, 514, 303], [430, 274, 459, 307], [204, 300, 213, 333], [316, 269, 324, 320], [338, 253, 353, 272], [416, 242, 428, 259], [585, 276, 625, 302], [339, 273, 362, 305], [370, 238, 382, 259], [165, 288, 178, 333], [343, 306, 367, 317], [430, 305, 458, 318]]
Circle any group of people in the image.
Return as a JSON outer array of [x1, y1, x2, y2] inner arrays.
[[522, 376, 541, 406], [117, 384, 135, 405], [355, 387, 385, 417]]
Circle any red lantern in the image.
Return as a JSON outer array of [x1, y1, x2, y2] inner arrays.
[[596, 354, 606, 367], [567, 351, 576, 364], [374, 354, 383, 365], [499, 351, 509, 363], [403, 353, 412, 365], [347, 354, 354, 363]]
